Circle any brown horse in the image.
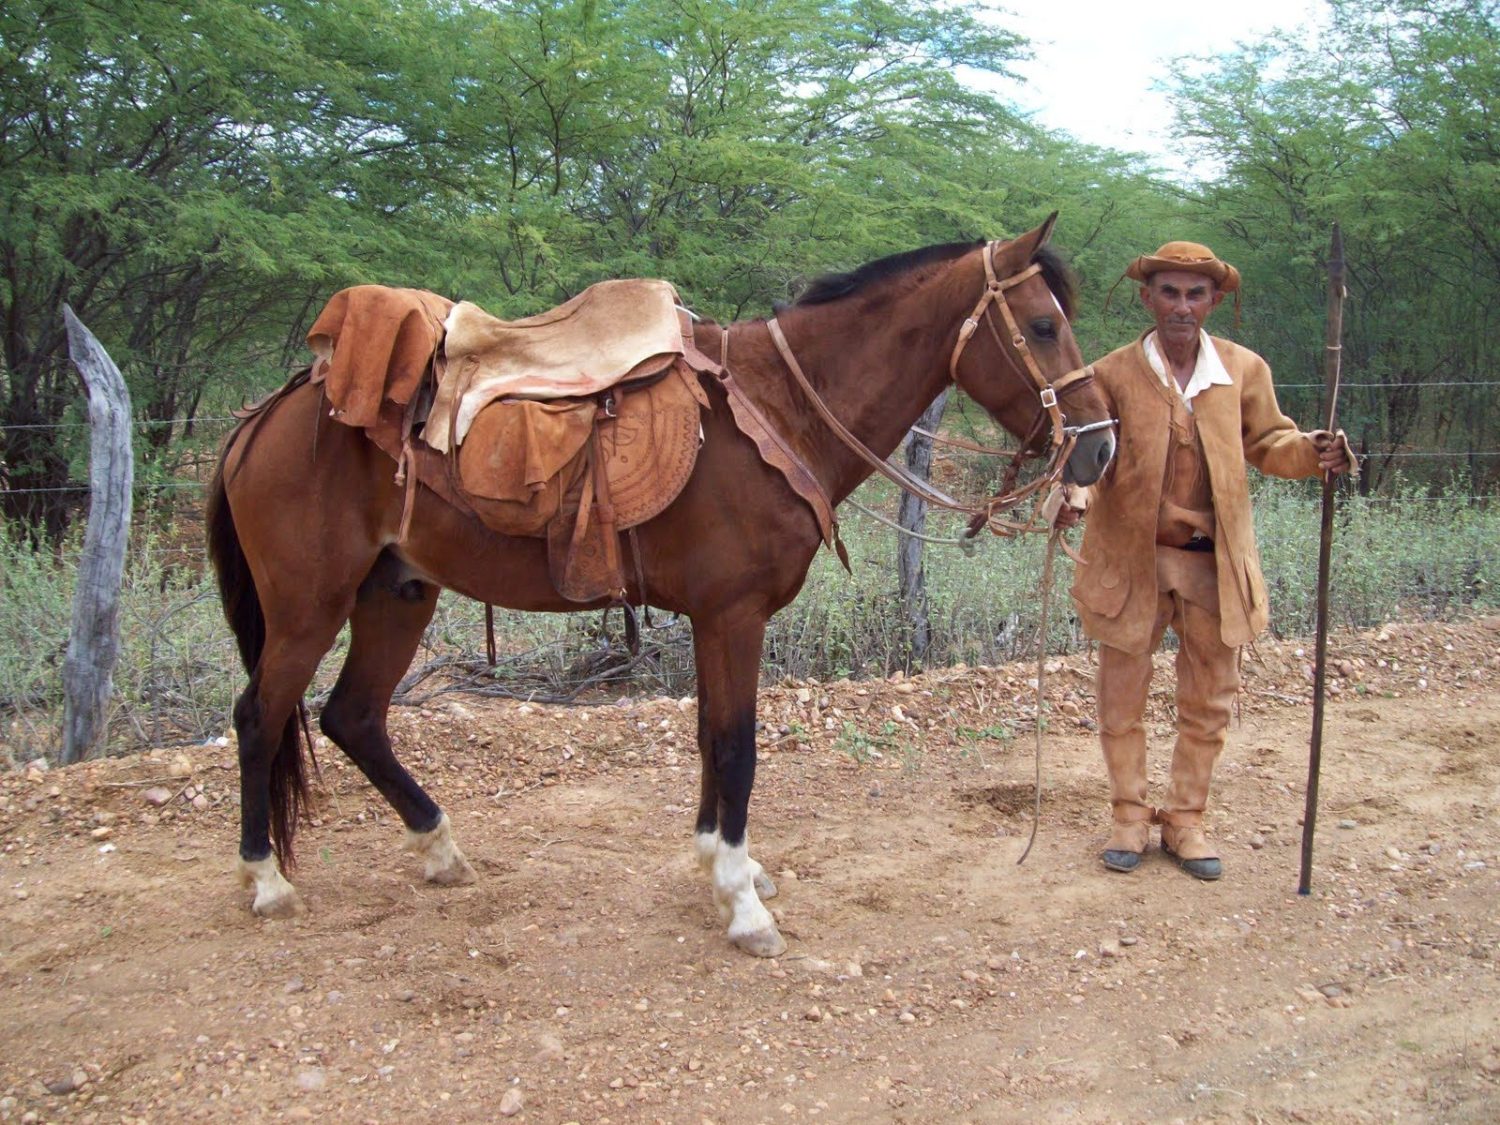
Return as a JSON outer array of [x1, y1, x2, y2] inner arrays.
[[207, 215, 1115, 957]]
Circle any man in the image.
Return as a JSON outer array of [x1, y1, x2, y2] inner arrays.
[[1056, 241, 1354, 880]]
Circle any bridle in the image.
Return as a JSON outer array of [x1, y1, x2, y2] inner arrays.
[[763, 240, 1114, 538], [950, 247, 1105, 450]]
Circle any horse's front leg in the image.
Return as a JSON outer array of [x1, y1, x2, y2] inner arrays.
[[691, 611, 784, 957]]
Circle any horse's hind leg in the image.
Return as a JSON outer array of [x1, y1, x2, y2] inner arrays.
[[319, 551, 476, 887], [691, 610, 785, 957], [236, 624, 346, 919]]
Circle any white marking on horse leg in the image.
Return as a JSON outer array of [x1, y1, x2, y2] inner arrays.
[[714, 838, 786, 958], [748, 854, 777, 900], [697, 828, 776, 903], [238, 856, 306, 919], [405, 812, 477, 886], [694, 829, 719, 874]]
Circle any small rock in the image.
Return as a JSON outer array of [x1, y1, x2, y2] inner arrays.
[[44, 1070, 86, 1096], [1317, 983, 1344, 998], [283, 978, 305, 995], [167, 754, 193, 779], [535, 1033, 565, 1062], [1098, 940, 1121, 958], [498, 1087, 524, 1116], [142, 787, 173, 807], [1337, 819, 1357, 830], [90, 826, 113, 840], [1118, 936, 1138, 947], [295, 1068, 325, 1092], [325, 990, 344, 1005], [1384, 846, 1403, 861], [897, 1011, 916, 1024], [1248, 834, 1266, 850]]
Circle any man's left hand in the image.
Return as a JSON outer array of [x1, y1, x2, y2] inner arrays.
[[1311, 429, 1357, 476]]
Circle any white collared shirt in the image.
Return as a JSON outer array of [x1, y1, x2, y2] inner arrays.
[[1143, 330, 1234, 413]]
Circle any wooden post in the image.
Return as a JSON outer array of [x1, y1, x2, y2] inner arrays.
[[897, 390, 949, 665], [59, 306, 134, 764]]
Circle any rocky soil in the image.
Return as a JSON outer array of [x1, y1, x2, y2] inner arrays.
[[2, 617, 1497, 1123]]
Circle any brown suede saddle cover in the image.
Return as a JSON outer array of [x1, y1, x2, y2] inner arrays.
[[426, 278, 686, 453]]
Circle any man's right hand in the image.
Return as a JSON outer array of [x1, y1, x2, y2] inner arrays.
[[1042, 484, 1088, 530]]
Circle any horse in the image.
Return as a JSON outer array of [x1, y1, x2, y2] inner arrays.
[[207, 214, 1116, 958]]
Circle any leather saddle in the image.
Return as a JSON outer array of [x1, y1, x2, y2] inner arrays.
[[307, 281, 717, 604]]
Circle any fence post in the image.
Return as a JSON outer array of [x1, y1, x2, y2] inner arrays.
[[59, 306, 133, 764], [897, 390, 949, 666]]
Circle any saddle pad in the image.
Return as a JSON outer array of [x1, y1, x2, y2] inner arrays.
[[306, 285, 453, 429], [425, 278, 684, 453]]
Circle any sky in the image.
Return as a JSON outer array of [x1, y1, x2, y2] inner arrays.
[[988, 0, 1330, 171]]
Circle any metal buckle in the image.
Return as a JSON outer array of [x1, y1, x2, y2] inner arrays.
[[1039, 386, 1058, 410]]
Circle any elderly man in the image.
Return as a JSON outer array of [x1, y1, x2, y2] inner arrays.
[[1057, 241, 1354, 880]]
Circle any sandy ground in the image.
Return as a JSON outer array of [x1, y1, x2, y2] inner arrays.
[[1, 617, 1497, 1124]]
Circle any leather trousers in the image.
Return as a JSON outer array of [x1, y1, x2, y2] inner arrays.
[[1096, 546, 1240, 856]]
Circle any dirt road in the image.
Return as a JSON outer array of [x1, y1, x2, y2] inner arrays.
[[2, 618, 1497, 1123]]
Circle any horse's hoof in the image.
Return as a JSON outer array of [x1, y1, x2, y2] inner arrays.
[[407, 812, 476, 886], [731, 925, 787, 958], [239, 856, 305, 919], [252, 887, 307, 919], [753, 869, 778, 900], [426, 852, 477, 887]]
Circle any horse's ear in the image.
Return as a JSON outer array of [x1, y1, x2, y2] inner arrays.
[[1019, 211, 1059, 258]]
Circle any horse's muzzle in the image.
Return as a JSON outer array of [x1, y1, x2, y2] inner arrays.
[[1063, 427, 1116, 486]]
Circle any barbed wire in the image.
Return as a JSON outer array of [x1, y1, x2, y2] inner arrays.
[[4, 463, 1499, 499]]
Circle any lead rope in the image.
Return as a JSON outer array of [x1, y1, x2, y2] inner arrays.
[[1016, 527, 1061, 866]]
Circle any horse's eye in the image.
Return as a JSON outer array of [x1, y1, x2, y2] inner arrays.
[[1031, 318, 1058, 341]]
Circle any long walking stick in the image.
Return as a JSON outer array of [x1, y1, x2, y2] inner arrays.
[[1298, 223, 1346, 895]]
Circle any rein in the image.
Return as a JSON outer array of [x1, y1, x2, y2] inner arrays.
[[765, 242, 1104, 538]]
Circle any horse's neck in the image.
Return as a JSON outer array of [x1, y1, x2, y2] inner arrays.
[[756, 306, 954, 502]]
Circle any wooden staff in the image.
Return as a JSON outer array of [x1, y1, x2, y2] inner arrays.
[[1298, 223, 1346, 895]]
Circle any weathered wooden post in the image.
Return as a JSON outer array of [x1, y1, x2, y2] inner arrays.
[[897, 391, 949, 665], [59, 306, 133, 764]]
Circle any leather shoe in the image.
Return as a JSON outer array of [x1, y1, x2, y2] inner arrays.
[[1162, 840, 1222, 881], [1101, 848, 1142, 873]]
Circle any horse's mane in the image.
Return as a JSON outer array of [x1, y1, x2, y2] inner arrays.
[[792, 239, 1076, 320]]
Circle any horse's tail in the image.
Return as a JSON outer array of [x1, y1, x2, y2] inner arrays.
[[207, 445, 312, 871]]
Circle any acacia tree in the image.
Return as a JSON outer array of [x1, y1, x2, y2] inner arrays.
[[0, 0, 474, 534]]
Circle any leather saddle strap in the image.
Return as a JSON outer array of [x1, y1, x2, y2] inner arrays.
[[588, 405, 625, 600], [765, 317, 971, 514], [714, 328, 842, 553]]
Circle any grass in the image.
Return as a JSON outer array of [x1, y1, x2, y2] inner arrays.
[[1, 473, 1496, 764]]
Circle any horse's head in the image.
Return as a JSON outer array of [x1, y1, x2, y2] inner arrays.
[[950, 215, 1115, 486]]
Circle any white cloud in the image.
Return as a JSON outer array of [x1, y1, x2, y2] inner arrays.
[[983, 0, 1329, 172]]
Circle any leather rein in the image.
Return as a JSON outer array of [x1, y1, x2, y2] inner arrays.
[[764, 242, 1111, 539]]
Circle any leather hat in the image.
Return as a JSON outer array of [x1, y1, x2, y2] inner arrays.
[[1124, 241, 1241, 293]]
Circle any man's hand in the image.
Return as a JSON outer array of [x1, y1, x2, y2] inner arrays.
[[1310, 429, 1357, 476], [1042, 483, 1088, 530]]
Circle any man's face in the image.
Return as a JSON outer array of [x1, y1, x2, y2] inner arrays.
[[1140, 269, 1224, 348]]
